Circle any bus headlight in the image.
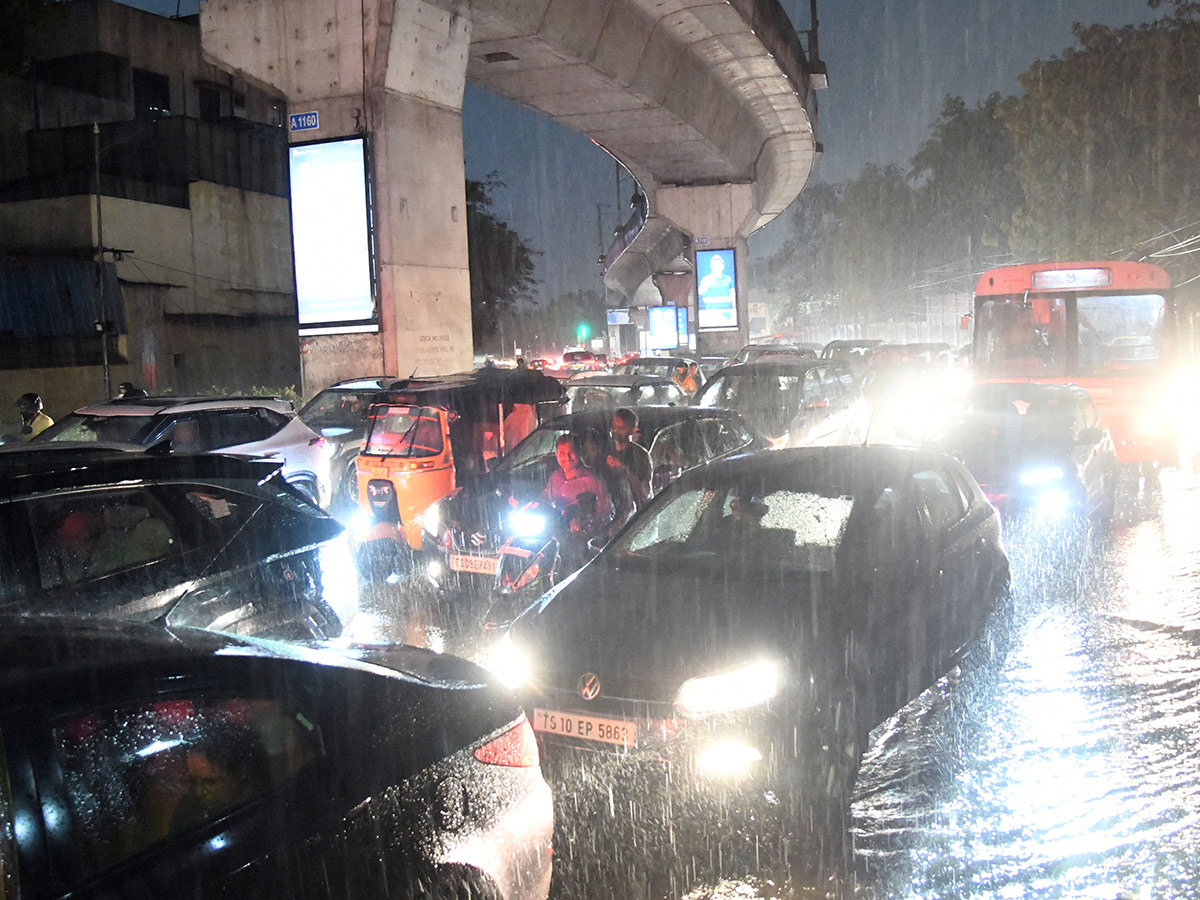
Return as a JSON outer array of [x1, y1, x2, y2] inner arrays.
[[674, 659, 780, 717], [1137, 412, 1160, 436]]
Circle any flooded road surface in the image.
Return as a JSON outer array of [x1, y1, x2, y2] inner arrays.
[[847, 467, 1200, 899]]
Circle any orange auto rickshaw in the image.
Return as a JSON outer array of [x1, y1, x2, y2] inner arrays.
[[355, 367, 564, 553]]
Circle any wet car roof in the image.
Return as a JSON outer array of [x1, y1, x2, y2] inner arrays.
[[0, 448, 286, 501]]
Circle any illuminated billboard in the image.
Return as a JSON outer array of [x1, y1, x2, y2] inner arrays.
[[289, 136, 376, 330], [696, 248, 737, 330], [648, 305, 680, 350]]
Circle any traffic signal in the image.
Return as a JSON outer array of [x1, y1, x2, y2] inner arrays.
[[577, 322, 590, 343]]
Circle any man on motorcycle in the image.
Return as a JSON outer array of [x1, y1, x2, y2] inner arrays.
[[578, 427, 636, 540], [544, 434, 614, 537]]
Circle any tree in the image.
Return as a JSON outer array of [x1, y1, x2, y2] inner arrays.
[[1000, 18, 1200, 263], [910, 94, 1023, 272], [466, 175, 539, 352]]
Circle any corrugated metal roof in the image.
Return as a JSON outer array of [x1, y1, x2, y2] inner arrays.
[[0, 255, 125, 337]]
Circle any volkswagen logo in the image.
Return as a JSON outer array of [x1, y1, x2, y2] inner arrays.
[[577, 672, 602, 701]]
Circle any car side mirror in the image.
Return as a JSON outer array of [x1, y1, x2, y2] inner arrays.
[[1076, 426, 1103, 444]]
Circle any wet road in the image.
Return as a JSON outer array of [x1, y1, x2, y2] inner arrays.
[[845, 467, 1200, 899], [535, 467, 1200, 899]]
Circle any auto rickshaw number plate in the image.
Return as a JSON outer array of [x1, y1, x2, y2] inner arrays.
[[449, 553, 500, 575]]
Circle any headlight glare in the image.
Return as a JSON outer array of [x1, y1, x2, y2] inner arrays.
[[1018, 465, 1064, 486], [1138, 411, 1160, 436], [477, 632, 532, 689], [509, 509, 548, 540], [674, 659, 780, 716], [421, 501, 441, 538]]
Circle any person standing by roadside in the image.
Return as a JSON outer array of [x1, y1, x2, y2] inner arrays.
[[17, 393, 53, 440]]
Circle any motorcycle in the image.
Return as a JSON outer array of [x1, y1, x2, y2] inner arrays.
[[485, 493, 599, 629]]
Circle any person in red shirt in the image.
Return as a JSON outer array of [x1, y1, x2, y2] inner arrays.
[[543, 434, 613, 534]]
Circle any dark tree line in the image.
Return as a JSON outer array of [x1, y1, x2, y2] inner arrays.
[[768, 7, 1200, 331]]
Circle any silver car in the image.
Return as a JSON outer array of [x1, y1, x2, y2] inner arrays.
[[35, 396, 332, 507]]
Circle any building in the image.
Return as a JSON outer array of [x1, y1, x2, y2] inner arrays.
[[0, 0, 298, 428]]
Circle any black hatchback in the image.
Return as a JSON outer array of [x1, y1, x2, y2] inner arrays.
[[0, 616, 553, 900], [495, 446, 1010, 838], [0, 447, 358, 640]]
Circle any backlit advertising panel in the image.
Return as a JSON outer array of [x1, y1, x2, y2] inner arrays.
[[648, 305, 680, 350], [289, 136, 375, 329], [696, 248, 737, 330]]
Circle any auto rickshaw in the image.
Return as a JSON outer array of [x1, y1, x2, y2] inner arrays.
[[355, 367, 565, 554]]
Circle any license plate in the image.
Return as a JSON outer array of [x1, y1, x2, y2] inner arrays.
[[533, 707, 636, 747], [449, 553, 499, 575]]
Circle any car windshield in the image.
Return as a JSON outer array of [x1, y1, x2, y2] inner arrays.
[[298, 389, 374, 430], [611, 480, 856, 575], [42, 413, 157, 444], [492, 424, 569, 471], [694, 372, 803, 438]]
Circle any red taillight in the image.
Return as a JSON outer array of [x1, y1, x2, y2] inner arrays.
[[308, 435, 326, 447], [473, 717, 539, 767]]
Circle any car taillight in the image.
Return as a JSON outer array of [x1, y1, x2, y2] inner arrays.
[[473, 717, 539, 767], [308, 435, 326, 447]]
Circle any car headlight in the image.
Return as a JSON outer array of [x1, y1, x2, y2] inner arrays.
[[477, 632, 533, 690], [509, 508, 548, 540], [674, 659, 780, 717], [421, 501, 441, 538], [1018, 465, 1064, 486]]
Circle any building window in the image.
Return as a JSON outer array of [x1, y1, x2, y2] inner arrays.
[[133, 68, 171, 120], [197, 83, 222, 122]]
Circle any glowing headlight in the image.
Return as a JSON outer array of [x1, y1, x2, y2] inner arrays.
[[674, 659, 780, 717], [509, 509, 548, 540], [421, 501, 441, 538], [1137, 412, 1160, 436], [1036, 488, 1072, 518], [696, 740, 763, 777], [1018, 466, 1064, 486], [350, 509, 376, 539], [477, 632, 532, 689]]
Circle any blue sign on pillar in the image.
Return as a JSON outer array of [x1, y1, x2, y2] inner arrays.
[[289, 111, 320, 132]]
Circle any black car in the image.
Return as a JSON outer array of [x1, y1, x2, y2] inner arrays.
[[419, 407, 764, 601], [933, 381, 1119, 521], [0, 446, 358, 640], [494, 446, 1010, 837], [0, 616, 553, 900], [299, 376, 396, 510]]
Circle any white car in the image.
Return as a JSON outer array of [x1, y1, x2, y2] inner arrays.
[[36, 396, 332, 507]]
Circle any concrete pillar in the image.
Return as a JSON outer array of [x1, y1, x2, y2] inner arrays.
[[654, 183, 756, 358], [200, 0, 473, 385]]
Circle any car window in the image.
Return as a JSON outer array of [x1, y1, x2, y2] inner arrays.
[[912, 469, 965, 531], [29, 490, 180, 588], [621, 487, 710, 553], [44, 413, 155, 444], [53, 695, 322, 876], [494, 425, 563, 471], [659, 384, 685, 405], [202, 409, 287, 449], [299, 390, 373, 430]]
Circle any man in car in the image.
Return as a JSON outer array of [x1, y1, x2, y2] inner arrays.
[[543, 434, 613, 536], [608, 408, 652, 506]]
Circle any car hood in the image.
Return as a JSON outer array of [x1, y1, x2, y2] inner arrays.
[[510, 555, 838, 703]]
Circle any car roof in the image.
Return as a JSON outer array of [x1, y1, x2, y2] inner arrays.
[[707, 358, 832, 378], [689, 444, 971, 489], [564, 373, 677, 387], [0, 448, 288, 501], [541, 405, 747, 433], [72, 395, 296, 416], [378, 367, 564, 408]]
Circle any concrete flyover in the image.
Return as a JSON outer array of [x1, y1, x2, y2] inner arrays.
[[200, 0, 820, 382]]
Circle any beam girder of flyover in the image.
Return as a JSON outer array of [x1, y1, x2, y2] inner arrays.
[[201, 0, 818, 381]]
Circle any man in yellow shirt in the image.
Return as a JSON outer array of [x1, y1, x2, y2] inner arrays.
[[17, 393, 53, 440]]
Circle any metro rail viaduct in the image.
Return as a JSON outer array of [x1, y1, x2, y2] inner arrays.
[[200, 0, 823, 382]]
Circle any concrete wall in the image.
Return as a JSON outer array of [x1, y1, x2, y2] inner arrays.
[[300, 332, 388, 401]]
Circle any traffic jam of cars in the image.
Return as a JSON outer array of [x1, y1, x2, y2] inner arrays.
[[3, 329, 1140, 898]]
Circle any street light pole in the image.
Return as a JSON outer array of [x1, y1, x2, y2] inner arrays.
[[93, 122, 112, 399]]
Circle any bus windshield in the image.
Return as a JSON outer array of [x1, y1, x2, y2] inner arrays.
[[974, 292, 1165, 377]]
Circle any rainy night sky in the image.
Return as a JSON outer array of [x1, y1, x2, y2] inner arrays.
[[118, 0, 1154, 305]]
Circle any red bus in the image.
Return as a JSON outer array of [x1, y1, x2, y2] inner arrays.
[[971, 260, 1182, 467]]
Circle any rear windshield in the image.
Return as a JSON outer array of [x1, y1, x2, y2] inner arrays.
[[362, 406, 444, 458]]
